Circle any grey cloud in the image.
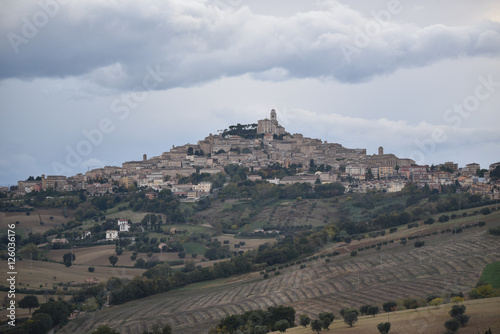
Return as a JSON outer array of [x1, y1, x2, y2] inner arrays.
[[1, 0, 499, 90]]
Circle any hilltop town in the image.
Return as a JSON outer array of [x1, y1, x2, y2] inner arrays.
[[4, 109, 500, 199], [1, 110, 500, 334]]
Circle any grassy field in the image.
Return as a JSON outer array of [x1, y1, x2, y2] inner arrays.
[[0, 208, 75, 235], [1, 257, 145, 291], [44, 244, 207, 268], [215, 234, 272, 251], [0, 259, 145, 322], [182, 241, 207, 255], [103, 209, 154, 224], [269, 297, 500, 334], [481, 261, 500, 288], [58, 217, 500, 334]]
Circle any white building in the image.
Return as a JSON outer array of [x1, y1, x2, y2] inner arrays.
[[346, 164, 368, 176], [106, 230, 119, 240], [194, 181, 212, 193], [117, 219, 130, 232]]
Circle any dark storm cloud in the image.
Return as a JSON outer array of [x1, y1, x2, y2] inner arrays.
[[1, 0, 500, 90]]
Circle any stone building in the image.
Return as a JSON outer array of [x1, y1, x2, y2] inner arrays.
[[257, 109, 286, 136]]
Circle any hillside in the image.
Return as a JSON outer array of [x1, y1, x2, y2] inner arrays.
[[59, 211, 500, 334], [270, 297, 500, 334]]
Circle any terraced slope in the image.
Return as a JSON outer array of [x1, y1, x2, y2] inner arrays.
[[60, 226, 500, 334]]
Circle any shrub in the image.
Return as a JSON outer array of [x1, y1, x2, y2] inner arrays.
[[367, 305, 379, 317], [383, 301, 397, 312], [88, 267, 95, 273], [351, 251, 357, 257], [488, 226, 500, 236], [319, 312, 335, 329], [299, 314, 310, 327], [450, 296, 464, 304], [469, 284, 495, 299], [340, 308, 359, 327], [429, 297, 444, 308], [438, 215, 450, 223], [480, 207, 491, 215], [455, 313, 470, 326], [449, 305, 466, 318], [444, 319, 460, 332], [275, 319, 290, 332], [377, 322, 391, 334], [450, 291, 464, 298], [402, 298, 419, 309], [414, 241, 425, 248], [424, 218, 435, 225]]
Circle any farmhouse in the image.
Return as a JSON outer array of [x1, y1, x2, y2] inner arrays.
[[117, 219, 130, 232], [84, 277, 99, 284], [106, 230, 119, 240], [51, 238, 68, 245]]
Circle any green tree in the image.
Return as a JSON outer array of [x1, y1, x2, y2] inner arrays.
[[444, 319, 460, 332], [275, 319, 290, 332], [33, 300, 71, 327], [450, 296, 464, 304], [109, 255, 118, 267], [23, 313, 53, 334], [254, 325, 268, 334], [429, 297, 444, 308], [455, 314, 470, 327], [449, 305, 466, 318], [449, 305, 469, 326], [367, 305, 380, 316], [402, 298, 419, 309], [340, 308, 359, 327], [19, 243, 39, 260], [19, 295, 39, 314], [91, 325, 121, 334], [377, 322, 391, 334], [311, 319, 322, 334], [82, 297, 99, 312], [63, 252, 75, 267], [318, 312, 335, 329], [383, 301, 398, 312], [469, 284, 495, 299], [299, 314, 311, 327]]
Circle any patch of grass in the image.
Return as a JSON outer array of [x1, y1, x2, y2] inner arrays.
[[162, 224, 213, 234], [182, 242, 207, 255], [242, 220, 268, 233], [106, 209, 150, 223], [481, 261, 500, 288]]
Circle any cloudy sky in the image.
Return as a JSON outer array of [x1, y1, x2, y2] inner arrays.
[[1, 0, 500, 186]]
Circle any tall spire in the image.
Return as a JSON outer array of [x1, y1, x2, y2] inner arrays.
[[270, 109, 277, 121]]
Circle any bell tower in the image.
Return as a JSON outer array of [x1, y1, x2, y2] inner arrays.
[[270, 109, 277, 121]]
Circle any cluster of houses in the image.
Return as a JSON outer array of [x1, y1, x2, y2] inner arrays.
[[8, 110, 499, 199]]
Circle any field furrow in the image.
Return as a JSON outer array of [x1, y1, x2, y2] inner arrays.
[[58, 226, 500, 334]]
